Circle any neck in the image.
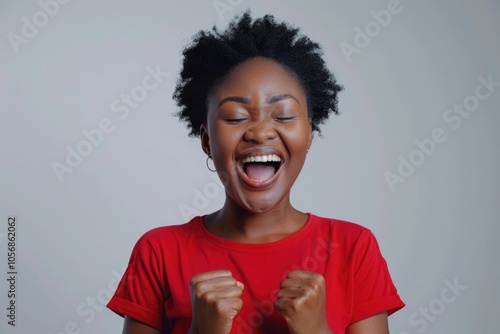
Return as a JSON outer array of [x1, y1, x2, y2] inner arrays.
[[203, 195, 308, 243]]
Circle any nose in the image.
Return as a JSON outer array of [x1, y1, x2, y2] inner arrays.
[[243, 119, 277, 144]]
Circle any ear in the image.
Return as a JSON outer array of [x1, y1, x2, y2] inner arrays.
[[200, 123, 210, 156]]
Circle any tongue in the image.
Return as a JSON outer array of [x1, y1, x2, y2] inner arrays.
[[246, 164, 275, 181]]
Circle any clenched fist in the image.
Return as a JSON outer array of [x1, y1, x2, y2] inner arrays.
[[275, 270, 333, 334], [188, 270, 244, 334]]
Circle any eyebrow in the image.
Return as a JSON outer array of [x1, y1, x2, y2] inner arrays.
[[269, 94, 300, 105], [217, 94, 300, 108], [217, 96, 249, 108]]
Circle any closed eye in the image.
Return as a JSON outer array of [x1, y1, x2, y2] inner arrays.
[[224, 118, 248, 123], [274, 116, 296, 122]]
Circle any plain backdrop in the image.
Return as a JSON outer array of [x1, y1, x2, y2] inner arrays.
[[1, 0, 499, 333]]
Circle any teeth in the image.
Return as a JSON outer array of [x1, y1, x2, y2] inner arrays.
[[242, 154, 281, 163]]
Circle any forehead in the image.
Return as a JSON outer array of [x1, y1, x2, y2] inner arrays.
[[210, 57, 306, 98]]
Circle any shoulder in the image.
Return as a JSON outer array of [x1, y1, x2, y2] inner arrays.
[[130, 216, 203, 254], [310, 213, 373, 239], [309, 214, 381, 256]]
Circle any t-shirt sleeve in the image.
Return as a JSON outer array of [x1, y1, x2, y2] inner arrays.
[[107, 232, 168, 331], [349, 229, 405, 324]]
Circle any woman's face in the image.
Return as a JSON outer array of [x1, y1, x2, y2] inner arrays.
[[201, 57, 312, 213]]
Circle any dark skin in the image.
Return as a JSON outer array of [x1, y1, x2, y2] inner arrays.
[[121, 57, 390, 333]]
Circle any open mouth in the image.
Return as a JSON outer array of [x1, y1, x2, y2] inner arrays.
[[241, 154, 282, 182]]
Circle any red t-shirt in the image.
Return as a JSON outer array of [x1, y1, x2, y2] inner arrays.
[[107, 214, 404, 333]]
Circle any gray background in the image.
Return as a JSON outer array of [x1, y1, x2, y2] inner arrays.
[[1, 0, 499, 333]]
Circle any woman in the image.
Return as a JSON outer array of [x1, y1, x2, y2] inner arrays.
[[107, 12, 404, 334]]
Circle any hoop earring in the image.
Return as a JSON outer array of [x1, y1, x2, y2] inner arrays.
[[206, 155, 216, 172]]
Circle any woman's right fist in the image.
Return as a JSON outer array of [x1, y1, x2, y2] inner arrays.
[[188, 270, 244, 334]]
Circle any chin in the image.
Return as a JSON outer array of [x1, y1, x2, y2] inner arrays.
[[233, 191, 289, 214]]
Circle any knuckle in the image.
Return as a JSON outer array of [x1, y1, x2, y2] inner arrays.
[[190, 274, 206, 287], [307, 281, 320, 295], [203, 290, 219, 303], [310, 272, 324, 282], [302, 278, 323, 297], [234, 286, 244, 297], [189, 276, 198, 287], [194, 288, 205, 299], [233, 298, 243, 311], [213, 299, 226, 312], [309, 274, 325, 287], [213, 298, 240, 316], [288, 298, 301, 312], [194, 282, 211, 298]]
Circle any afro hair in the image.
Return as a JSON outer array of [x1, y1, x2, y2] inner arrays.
[[173, 12, 343, 137]]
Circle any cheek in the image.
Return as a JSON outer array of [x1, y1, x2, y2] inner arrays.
[[283, 125, 311, 152], [209, 125, 242, 166]]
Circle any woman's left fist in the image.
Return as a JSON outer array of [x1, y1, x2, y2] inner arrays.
[[275, 270, 333, 334]]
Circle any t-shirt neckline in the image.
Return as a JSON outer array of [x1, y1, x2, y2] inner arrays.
[[194, 213, 316, 252]]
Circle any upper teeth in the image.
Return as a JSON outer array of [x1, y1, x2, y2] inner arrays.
[[242, 154, 281, 163]]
